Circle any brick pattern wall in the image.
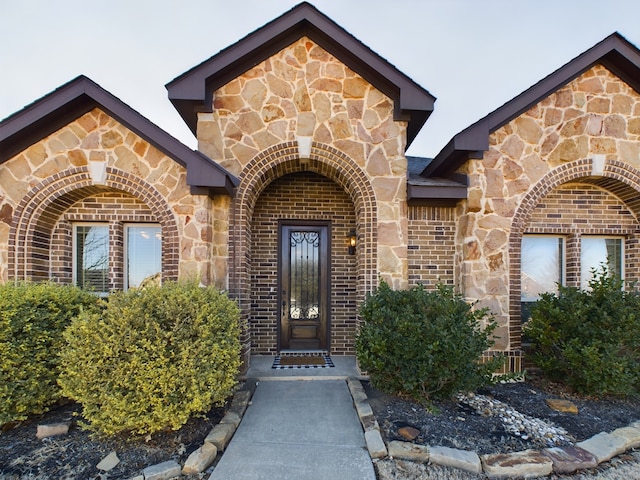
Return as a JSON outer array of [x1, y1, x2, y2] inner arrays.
[[526, 183, 639, 288], [407, 206, 456, 287], [251, 171, 357, 354], [230, 142, 377, 363], [49, 191, 156, 290]]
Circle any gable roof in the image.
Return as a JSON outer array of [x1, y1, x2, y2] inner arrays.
[[0, 75, 237, 196], [166, 2, 435, 148], [424, 32, 640, 179]]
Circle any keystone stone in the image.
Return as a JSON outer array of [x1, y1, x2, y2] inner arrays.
[[205, 423, 236, 452], [542, 446, 598, 474], [182, 442, 218, 475], [230, 390, 252, 416], [143, 460, 182, 480], [577, 431, 628, 463], [430, 446, 481, 474], [364, 429, 387, 459], [482, 449, 553, 478], [388, 440, 429, 462]]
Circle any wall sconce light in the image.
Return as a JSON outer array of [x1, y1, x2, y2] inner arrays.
[[347, 229, 357, 255]]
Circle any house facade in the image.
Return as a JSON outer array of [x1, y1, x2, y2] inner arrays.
[[2, 3, 640, 371]]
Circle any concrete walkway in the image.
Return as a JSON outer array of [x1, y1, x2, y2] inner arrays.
[[209, 379, 375, 480]]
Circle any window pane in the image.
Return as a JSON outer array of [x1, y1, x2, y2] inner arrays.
[[581, 237, 623, 289], [75, 225, 109, 293], [521, 236, 563, 302], [127, 225, 161, 289]]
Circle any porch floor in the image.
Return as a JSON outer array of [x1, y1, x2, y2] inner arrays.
[[241, 355, 365, 380]]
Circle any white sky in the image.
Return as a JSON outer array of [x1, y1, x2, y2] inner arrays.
[[2, 0, 640, 158]]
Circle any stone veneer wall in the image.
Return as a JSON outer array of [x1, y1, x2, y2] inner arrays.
[[198, 36, 409, 290], [251, 171, 357, 354], [0, 108, 221, 287], [457, 65, 640, 353]]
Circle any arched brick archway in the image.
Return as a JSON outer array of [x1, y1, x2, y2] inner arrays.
[[230, 141, 378, 359], [9, 166, 179, 283], [508, 158, 640, 349]]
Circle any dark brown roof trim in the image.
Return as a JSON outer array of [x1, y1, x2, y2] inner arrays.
[[0, 75, 238, 196], [407, 175, 467, 203], [166, 2, 435, 148], [424, 32, 640, 179]]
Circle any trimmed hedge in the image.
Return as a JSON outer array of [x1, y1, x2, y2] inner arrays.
[[0, 282, 101, 425], [58, 281, 241, 436], [524, 268, 640, 396], [356, 281, 504, 405]]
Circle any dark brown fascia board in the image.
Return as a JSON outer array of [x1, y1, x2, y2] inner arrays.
[[407, 182, 467, 202], [0, 75, 238, 196], [424, 32, 640, 178], [165, 2, 435, 147]]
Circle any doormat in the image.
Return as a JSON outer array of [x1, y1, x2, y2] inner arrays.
[[272, 353, 334, 369]]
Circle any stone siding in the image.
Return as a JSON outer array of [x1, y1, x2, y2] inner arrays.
[[198, 36, 408, 289], [0, 108, 221, 287], [458, 65, 640, 351]]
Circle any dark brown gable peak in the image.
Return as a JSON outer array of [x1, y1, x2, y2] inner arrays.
[[424, 32, 640, 179], [0, 75, 237, 196], [166, 2, 435, 148]]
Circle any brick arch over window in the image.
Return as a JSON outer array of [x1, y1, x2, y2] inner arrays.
[[9, 166, 179, 282], [230, 141, 378, 357], [508, 158, 640, 349]]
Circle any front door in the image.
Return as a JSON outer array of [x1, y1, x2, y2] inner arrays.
[[279, 223, 330, 351]]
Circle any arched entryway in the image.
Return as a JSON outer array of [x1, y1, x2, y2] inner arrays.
[[230, 141, 377, 362]]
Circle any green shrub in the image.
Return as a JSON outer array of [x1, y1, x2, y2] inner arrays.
[[523, 267, 640, 396], [0, 282, 102, 425], [356, 281, 504, 404], [58, 281, 241, 436]]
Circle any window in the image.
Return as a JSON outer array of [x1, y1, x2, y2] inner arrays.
[[73, 223, 161, 293], [580, 236, 623, 289], [74, 224, 109, 294], [521, 236, 564, 321], [125, 225, 162, 289]]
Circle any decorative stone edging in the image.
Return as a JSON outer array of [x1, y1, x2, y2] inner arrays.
[[347, 378, 640, 479], [123, 381, 256, 480]]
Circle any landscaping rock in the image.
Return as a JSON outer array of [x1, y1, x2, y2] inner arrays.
[[364, 429, 387, 459], [430, 445, 481, 474], [542, 446, 598, 474], [96, 451, 120, 471], [182, 442, 218, 475], [230, 390, 252, 416], [219, 411, 242, 428], [205, 423, 236, 452], [143, 460, 181, 480], [546, 398, 578, 414], [611, 425, 640, 450], [36, 422, 71, 439], [482, 449, 553, 478], [387, 440, 429, 462], [398, 425, 420, 441], [577, 431, 628, 463]]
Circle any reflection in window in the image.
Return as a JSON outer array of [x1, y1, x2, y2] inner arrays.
[[75, 224, 109, 294], [126, 225, 162, 289], [581, 237, 623, 289], [521, 236, 564, 321]]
